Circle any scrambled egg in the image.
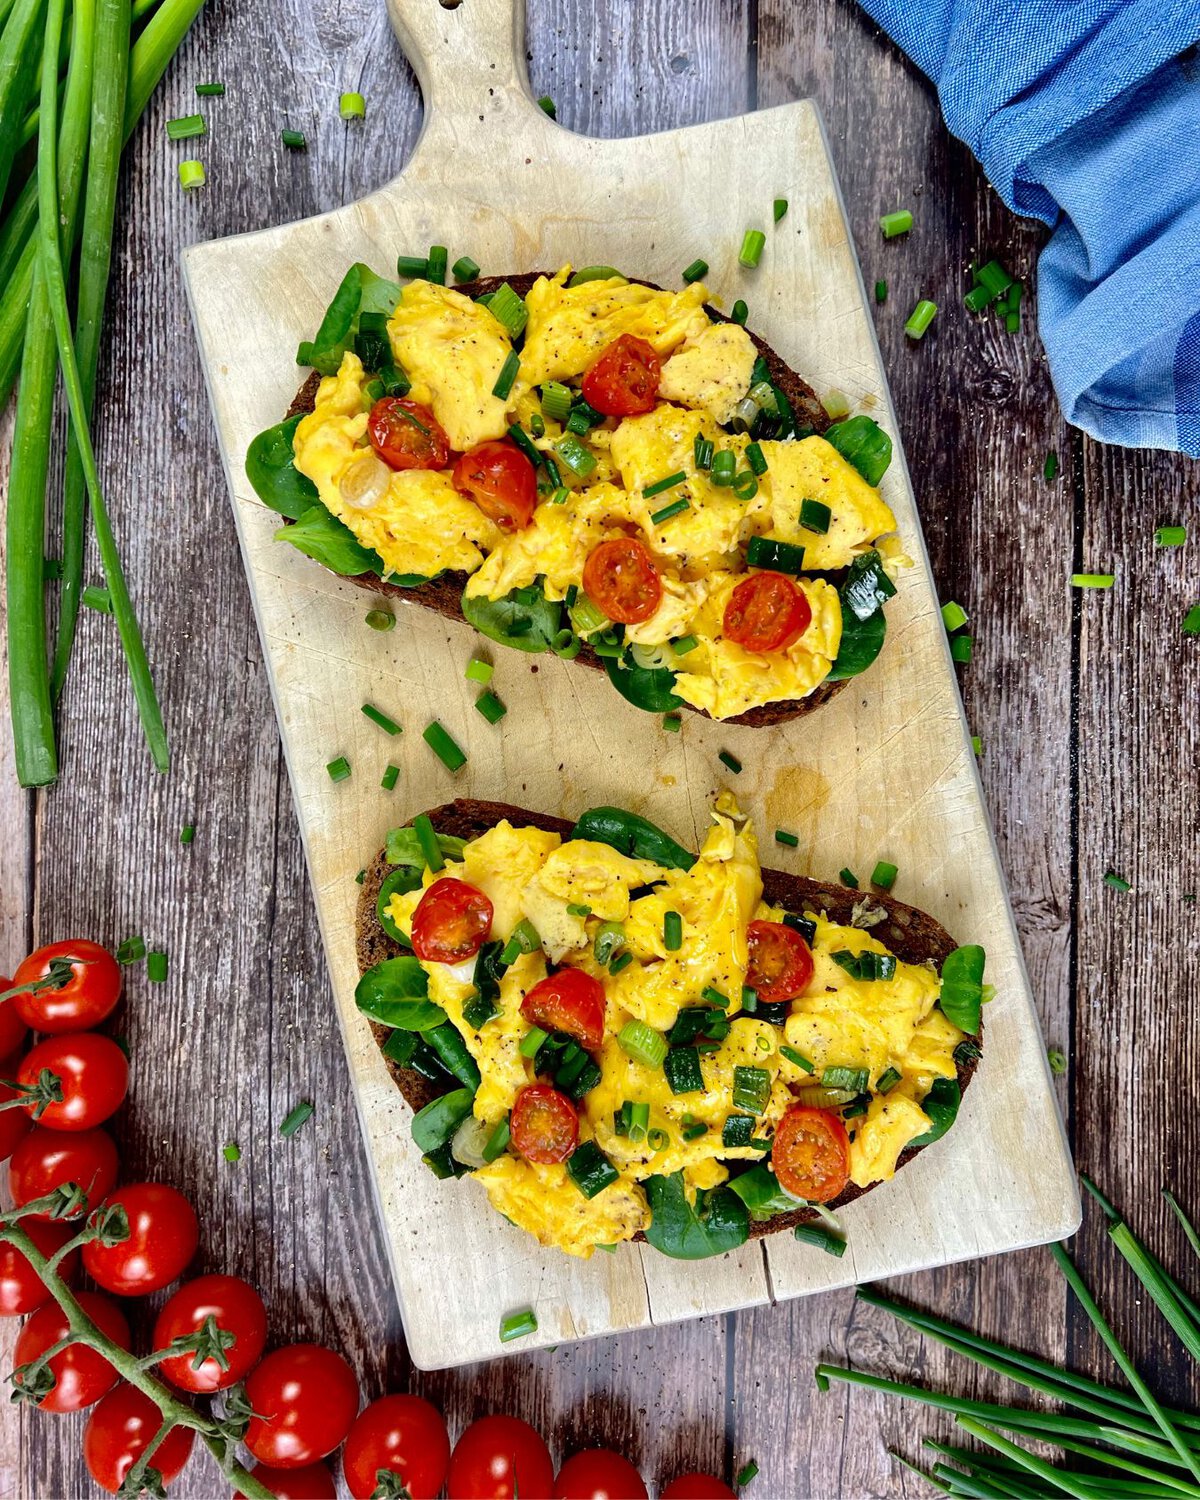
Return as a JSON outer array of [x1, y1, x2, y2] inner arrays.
[[386, 798, 967, 1257], [291, 264, 900, 718]]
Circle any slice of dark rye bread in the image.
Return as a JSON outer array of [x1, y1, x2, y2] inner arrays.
[[282, 271, 851, 729], [354, 798, 982, 1244]]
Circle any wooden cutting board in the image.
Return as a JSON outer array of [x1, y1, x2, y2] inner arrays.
[[183, 0, 1079, 1370]]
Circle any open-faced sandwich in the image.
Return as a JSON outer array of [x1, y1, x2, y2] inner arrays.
[[354, 795, 986, 1260], [248, 259, 902, 725]]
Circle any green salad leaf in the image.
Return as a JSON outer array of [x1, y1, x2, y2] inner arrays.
[[385, 826, 467, 867], [376, 867, 422, 945], [571, 807, 694, 870], [245, 415, 317, 519], [460, 584, 563, 653], [727, 1164, 800, 1222], [297, 263, 403, 376], [644, 1172, 750, 1259], [825, 414, 893, 486], [275, 505, 384, 576], [938, 944, 986, 1034], [411, 1087, 475, 1154], [355, 956, 443, 1029], [603, 652, 683, 713], [908, 1077, 962, 1147]]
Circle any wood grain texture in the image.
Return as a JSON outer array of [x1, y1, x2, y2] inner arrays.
[[4, 0, 1197, 1493]]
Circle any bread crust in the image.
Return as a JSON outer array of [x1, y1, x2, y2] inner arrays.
[[355, 798, 982, 1243], [281, 271, 854, 728]]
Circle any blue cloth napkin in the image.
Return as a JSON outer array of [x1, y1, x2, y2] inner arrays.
[[858, 0, 1200, 455]]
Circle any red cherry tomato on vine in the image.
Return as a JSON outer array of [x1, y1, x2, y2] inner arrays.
[[745, 921, 814, 1004], [520, 969, 606, 1051], [722, 571, 812, 654], [554, 1450, 648, 1500], [83, 1382, 196, 1492], [410, 879, 493, 964], [0, 1056, 32, 1162], [772, 1105, 850, 1204], [153, 1274, 269, 1392], [368, 397, 451, 471], [581, 335, 661, 417], [234, 1463, 337, 1500], [510, 1083, 579, 1165], [0, 977, 28, 1056], [342, 1394, 450, 1500], [16, 1032, 128, 1131], [8, 1125, 119, 1216], [13, 1290, 131, 1411], [82, 1183, 199, 1295], [582, 537, 662, 625], [449, 1415, 555, 1500], [243, 1344, 359, 1469], [10, 940, 122, 1032], [453, 440, 538, 531], [0, 1217, 79, 1316], [660, 1476, 737, 1499]]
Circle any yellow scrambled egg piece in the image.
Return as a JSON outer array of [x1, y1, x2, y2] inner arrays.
[[744, 436, 898, 570], [659, 322, 758, 425], [474, 1152, 650, 1258]]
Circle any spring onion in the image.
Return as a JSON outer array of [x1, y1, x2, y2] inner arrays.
[[871, 860, 898, 889], [180, 823, 195, 845], [664, 1047, 704, 1095], [147, 949, 168, 983], [1104, 871, 1131, 892], [539, 380, 572, 424], [739, 229, 766, 267], [682, 258, 708, 284], [682, 1121, 707, 1142], [874, 279, 887, 303], [1185, 604, 1200, 635], [793, 1223, 846, 1256], [423, 720, 466, 772], [280, 128, 306, 149], [663, 909, 683, 951], [165, 112, 205, 140], [487, 281, 528, 337], [618, 1020, 668, 1069], [412, 812, 443, 872], [500, 919, 541, 966], [711, 449, 735, 486], [396, 253, 427, 278], [718, 749, 742, 774], [796, 501, 832, 537], [499, 1307, 537, 1343], [339, 90, 365, 118], [773, 197, 788, 223], [735, 1461, 760, 1488], [464, 657, 493, 686], [693, 434, 714, 470], [222, 1140, 240, 1162], [1044, 449, 1059, 481], [361, 702, 401, 735], [905, 298, 938, 339], [537, 94, 555, 117], [876, 1066, 902, 1094], [774, 829, 799, 848], [475, 690, 506, 724], [554, 432, 596, 478], [566, 1140, 618, 1198], [746, 536, 805, 574], [1155, 525, 1187, 546], [609, 950, 634, 976], [839, 868, 859, 888], [279, 1100, 314, 1137], [1071, 572, 1115, 588], [971, 735, 982, 756], [381, 764, 399, 791], [780, 1045, 815, 1073], [326, 756, 350, 782], [879, 209, 912, 238], [593, 921, 625, 967], [732, 469, 758, 502], [196, 81, 225, 97], [519, 1026, 548, 1059], [178, 159, 205, 189], [698, 988, 728, 1010], [425, 244, 447, 285], [491, 348, 520, 400], [950, 634, 973, 663], [941, 599, 968, 632], [366, 607, 395, 631], [821, 1065, 869, 1092], [116, 936, 145, 964], [451, 254, 480, 282], [730, 299, 748, 324], [831, 950, 896, 982], [82, 584, 112, 613], [732, 1065, 771, 1114], [741, 443, 766, 479], [722, 1114, 754, 1148]]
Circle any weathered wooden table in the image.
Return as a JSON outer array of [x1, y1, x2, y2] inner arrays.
[[2, 2, 1197, 1495]]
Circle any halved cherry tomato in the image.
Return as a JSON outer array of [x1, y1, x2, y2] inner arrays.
[[243, 1343, 359, 1469], [342, 1394, 450, 1500], [772, 1105, 850, 1204], [83, 1382, 195, 1492], [9, 940, 121, 1033], [367, 397, 451, 471], [16, 1032, 128, 1131], [581, 335, 661, 417], [8, 1125, 119, 1216], [722, 571, 812, 654], [82, 1183, 199, 1296], [660, 1475, 736, 1499], [410, 879, 494, 964], [582, 538, 662, 625], [449, 1415, 554, 1500], [0, 1056, 32, 1163], [554, 1449, 648, 1500], [13, 1290, 131, 1410], [510, 1084, 579, 1165], [0, 977, 27, 1057], [235, 1463, 337, 1500], [745, 921, 814, 1004], [520, 970, 605, 1051], [453, 440, 537, 531], [0, 1218, 79, 1316], [153, 1274, 268, 1392]]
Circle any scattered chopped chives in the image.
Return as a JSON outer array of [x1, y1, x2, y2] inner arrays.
[[396, 254, 428, 278], [1071, 572, 1115, 588], [1047, 1047, 1067, 1075], [643, 470, 686, 499], [731, 299, 748, 325], [381, 764, 400, 791], [904, 299, 937, 339], [663, 910, 683, 951], [876, 1066, 902, 1094], [179, 160, 206, 190], [718, 749, 742, 774], [780, 1045, 815, 1073], [519, 1027, 548, 1058], [326, 756, 351, 782], [551, 486, 570, 505], [871, 860, 898, 890], [222, 1140, 241, 1162], [426, 245, 448, 285], [792, 1224, 846, 1257], [874, 278, 887, 303], [682, 258, 709, 284], [414, 813, 443, 871], [500, 1306, 538, 1343], [355, 870, 365, 884], [839, 867, 859, 889], [773, 197, 788, 223], [281, 129, 307, 149], [650, 497, 690, 526], [475, 690, 506, 724], [672, 635, 698, 655], [663, 713, 682, 733], [950, 634, 973, 663], [361, 703, 402, 735], [1185, 604, 1200, 635], [537, 95, 556, 117], [279, 1101, 314, 1138], [166, 113, 206, 141], [339, 91, 366, 119], [82, 585, 112, 613], [735, 1460, 760, 1488], [971, 735, 982, 756], [711, 450, 735, 486], [452, 255, 480, 282], [774, 829, 798, 847], [465, 657, 493, 685], [366, 608, 395, 631], [1103, 870, 1131, 892], [879, 210, 912, 238], [1043, 449, 1059, 481], [940, 600, 968, 632], [553, 433, 596, 478], [1155, 524, 1187, 546], [822, 389, 851, 421], [609, 951, 634, 976], [799, 498, 831, 533], [195, 82, 225, 97], [423, 721, 467, 772], [147, 950, 168, 983], [180, 824, 196, 845], [566, 903, 592, 918], [738, 229, 766, 268], [116, 937, 145, 965]]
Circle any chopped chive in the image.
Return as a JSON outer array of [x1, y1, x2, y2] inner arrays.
[[793, 1224, 846, 1257], [180, 824, 196, 845], [475, 690, 506, 724], [650, 497, 690, 526], [735, 1460, 759, 1488], [365, 607, 395, 631], [904, 299, 938, 339], [663, 910, 683, 951], [662, 713, 682, 733], [116, 937, 145, 965], [492, 349, 520, 400], [396, 254, 428, 278], [326, 756, 351, 782], [426, 245, 448, 285], [1043, 450, 1059, 481], [339, 91, 366, 119], [682, 258, 708, 284], [537, 95, 556, 117], [567, 902, 592, 918], [279, 1101, 314, 1138], [739, 229, 766, 268], [799, 499, 831, 533], [773, 198, 788, 223], [83, 585, 112, 613], [731, 299, 748, 325], [775, 829, 799, 848], [465, 657, 493, 686], [499, 1307, 537, 1343], [780, 1045, 815, 1073], [876, 1066, 902, 1094], [874, 279, 887, 303], [423, 721, 466, 772], [413, 812, 443, 872], [381, 764, 400, 791], [147, 950, 168, 983], [745, 535, 805, 574], [871, 860, 898, 890], [700, 987, 729, 1009], [941, 600, 968, 632], [1071, 573, 1115, 588], [839, 867, 859, 889], [452, 255, 481, 282], [879, 210, 912, 238], [1047, 1047, 1067, 1075], [744, 441, 767, 477], [950, 634, 973, 663], [550, 486, 570, 505], [1185, 604, 1200, 635], [179, 160, 206, 190], [1155, 525, 1187, 546], [718, 749, 742, 774], [609, 950, 634, 976], [281, 129, 307, 150], [519, 1026, 549, 1058], [166, 112, 206, 141], [222, 1140, 241, 1162], [971, 735, 982, 756], [361, 703, 402, 736], [643, 470, 687, 500], [682, 1121, 708, 1142], [196, 82, 225, 97], [1104, 870, 1131, 892], [741, 986, 757, 1013], [711, 450, 736, 486], [355, 871, 365, 885]]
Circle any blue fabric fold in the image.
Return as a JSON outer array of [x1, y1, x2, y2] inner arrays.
[[858, 0, 1200, 455]]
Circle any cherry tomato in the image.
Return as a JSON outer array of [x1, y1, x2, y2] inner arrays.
[[10, 940, 122, 1033], [582, 538, 662, 625], [16, 1032, 128, 1131], [745, 922, 814, 1004], [520, 969, 605, 1051], [772, 1105, 850, 1204], [410, 879, 493, 964], [153, 1274, 268, 1393], [554, 1450, 648, 1500], [722, 571, 812, 654], [0, 1218, 79, 1315], [13, 1290, 131, 1411], [453, 440, 537, 531], [368, 397, 451, 471], [82, 1183, 199, 1296], [580, 335, 661, 417], [0, 1057, 32, 1162], [342, 1394, 450, 1500], [449, 1415, 555, 1500], [234, 1463, 337, 1500], [243, 1344, 359, 1469], [9, 1125, 119, 1216], [83, 1382, 195, 1492], [0, 977, 28, 1057], [510, 1083, 579, 1165], [660, 1476, 736, 1499]]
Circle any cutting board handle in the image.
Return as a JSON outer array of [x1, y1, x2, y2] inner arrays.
[[386, 0, 546, 163]]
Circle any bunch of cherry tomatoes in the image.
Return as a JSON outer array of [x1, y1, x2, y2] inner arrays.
[[0, 941, 740, 1498]]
